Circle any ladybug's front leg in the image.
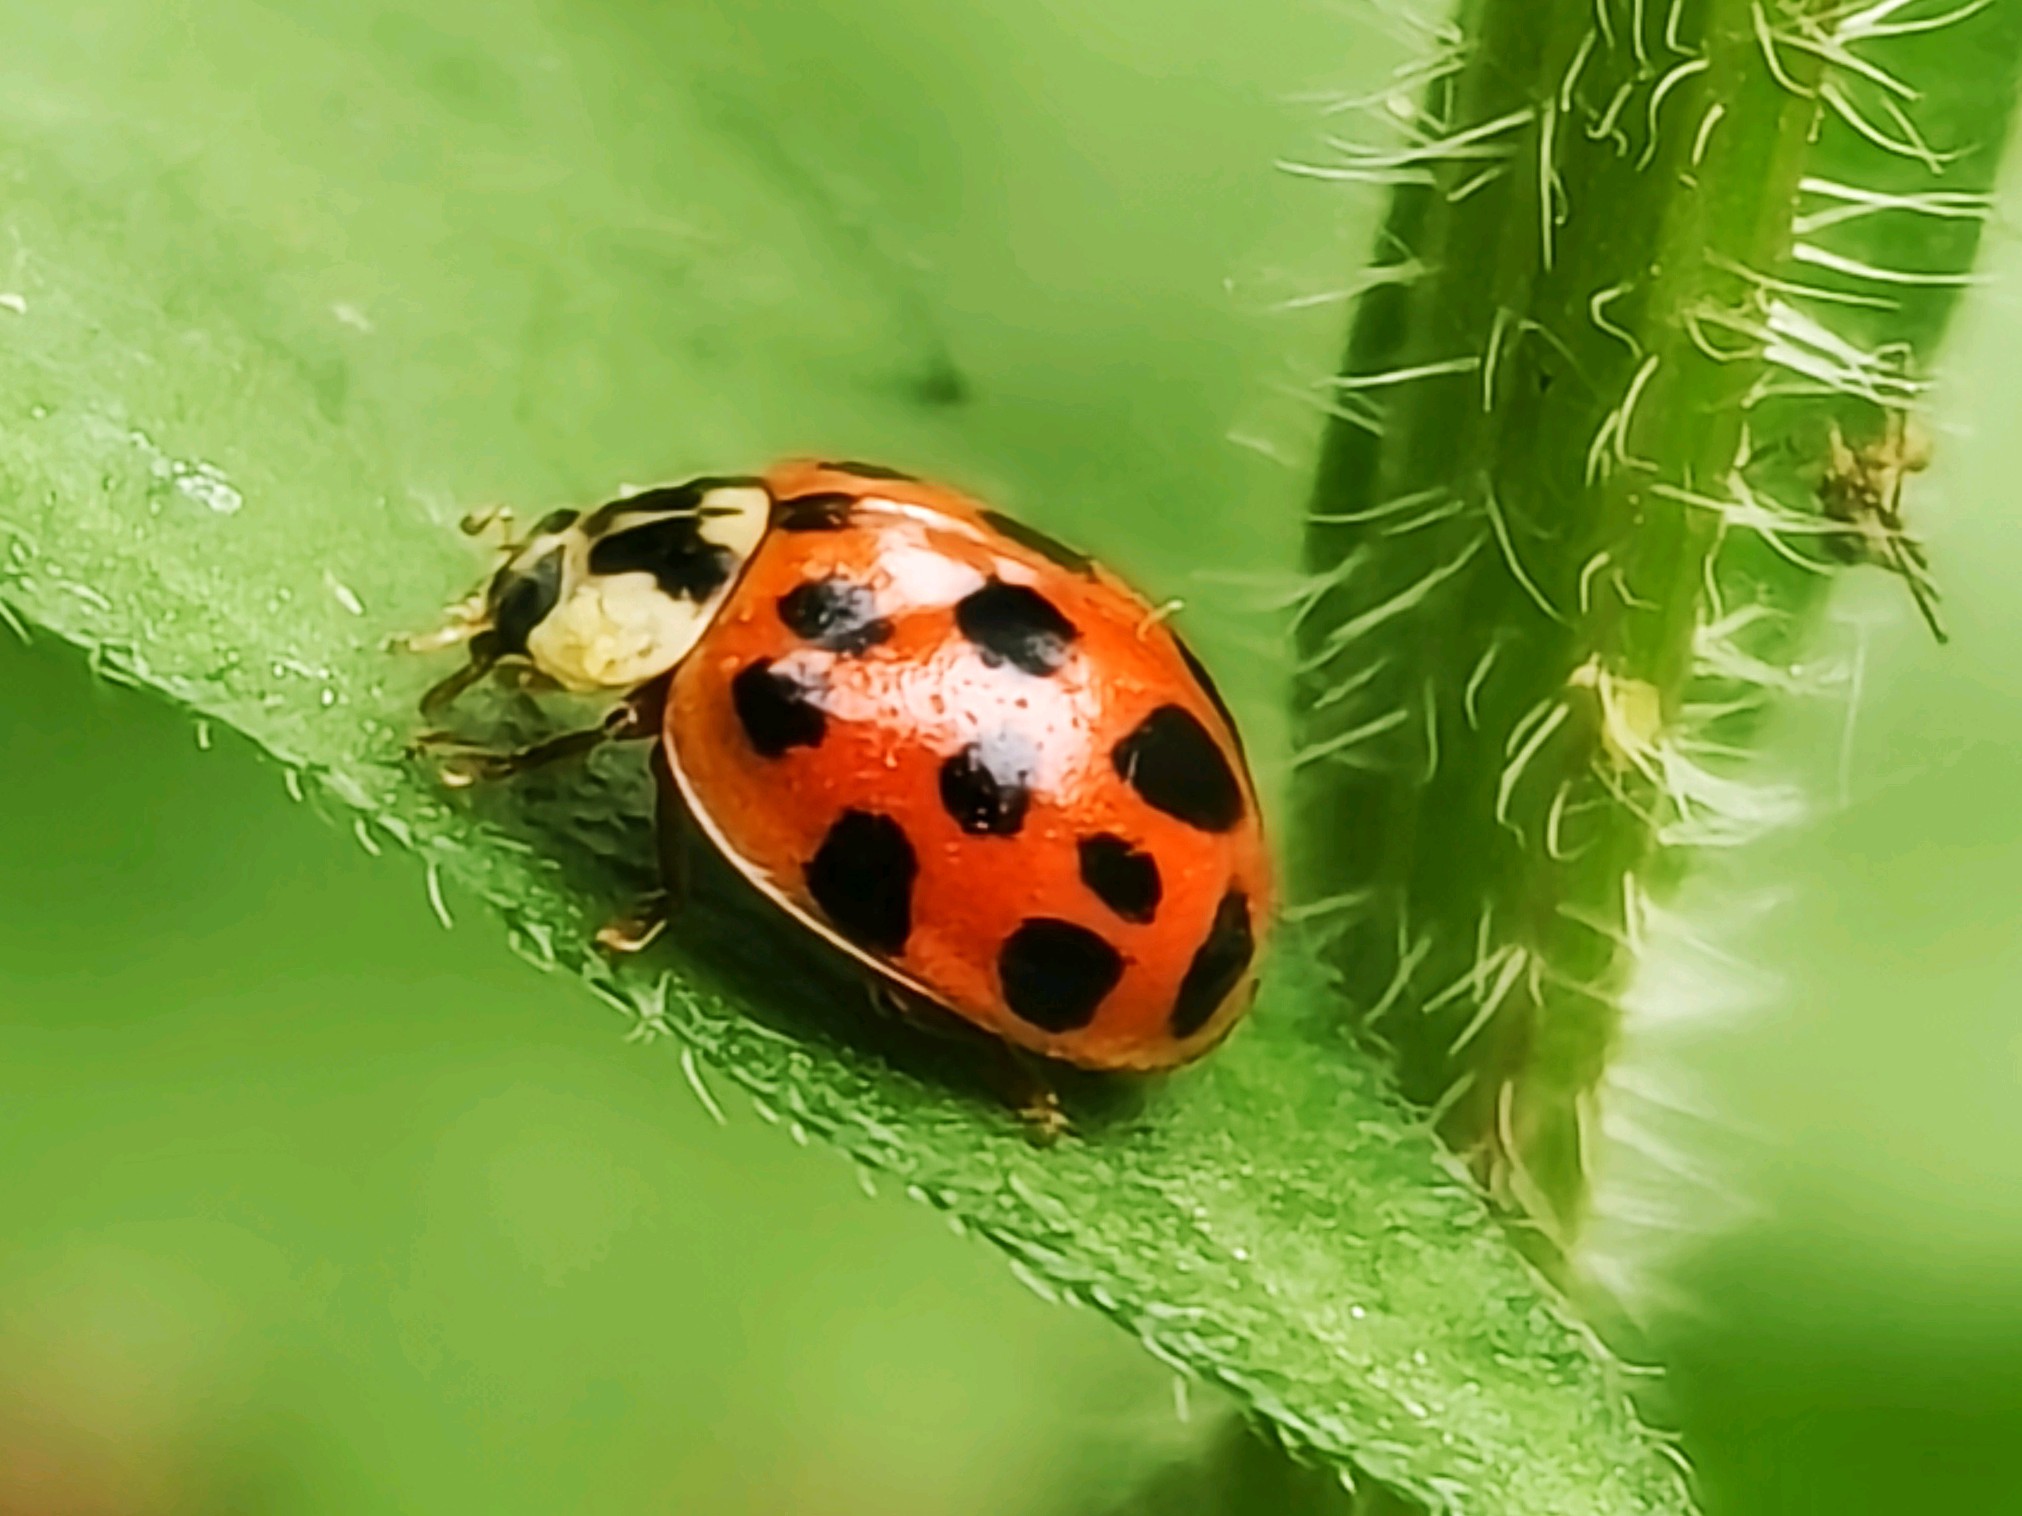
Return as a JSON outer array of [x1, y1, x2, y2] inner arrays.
[[414, 716, 625, 788], [595, 742, 690, 956], [411, 677, 669, 787]]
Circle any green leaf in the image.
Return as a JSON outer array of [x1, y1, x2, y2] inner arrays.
[[0, 4, 1691, 1512], [1100, 1410, 1433, 1516], [1289, 0, 2022, 1265]]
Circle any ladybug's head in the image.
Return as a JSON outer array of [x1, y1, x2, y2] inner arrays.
[[421, 477, 769, 713]]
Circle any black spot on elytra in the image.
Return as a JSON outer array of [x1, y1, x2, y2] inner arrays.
[[938, 731, 1037, 836], [774, 492, 857, 532], [488, 546, 564, 655], [980, 508, 1095, 576], [806, 810, 917, 956], [1174, 637, 1240, 748], [954, 580, 1077, 676], [998, 919, 1123, 1033], [531, 508, 580, 536], [821, 459, 916, 481], [777, 576, 893, 655], [730, 660, 826, 758], [589, 511, 736, 603], [1112, 705, 1244, 833], [1077, 834, 1163, 924], [1171, 890, 1255, 1039]]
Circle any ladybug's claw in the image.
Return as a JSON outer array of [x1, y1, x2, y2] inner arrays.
[[1000, 1046, 1071, 1146], [1015, 1086, 1071, 1146], [596, 894, 672, 955], [435, 749, 518, 789], [391, 593, 491, 656]]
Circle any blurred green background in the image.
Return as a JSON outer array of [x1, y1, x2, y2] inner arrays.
[[2, 2, 2019, 1513]]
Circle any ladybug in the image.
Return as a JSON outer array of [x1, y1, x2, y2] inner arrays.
[[413, 460, 1272, 1096]]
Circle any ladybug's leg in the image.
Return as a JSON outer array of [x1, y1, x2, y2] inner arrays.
[[595, 743, 690, 956], [393, 592, 490, 656], [651, 744, 692, 911], [865, 983, 1069, 1145], [415, 717, 622, 788], [998, 1047, 1070, 1146], [393, 506, 528, 658], [413, 676, 668, 787], [413, 631, 503, 716]]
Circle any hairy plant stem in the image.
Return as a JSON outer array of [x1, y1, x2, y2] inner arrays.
[[1289, 0, 2019, 1271]]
